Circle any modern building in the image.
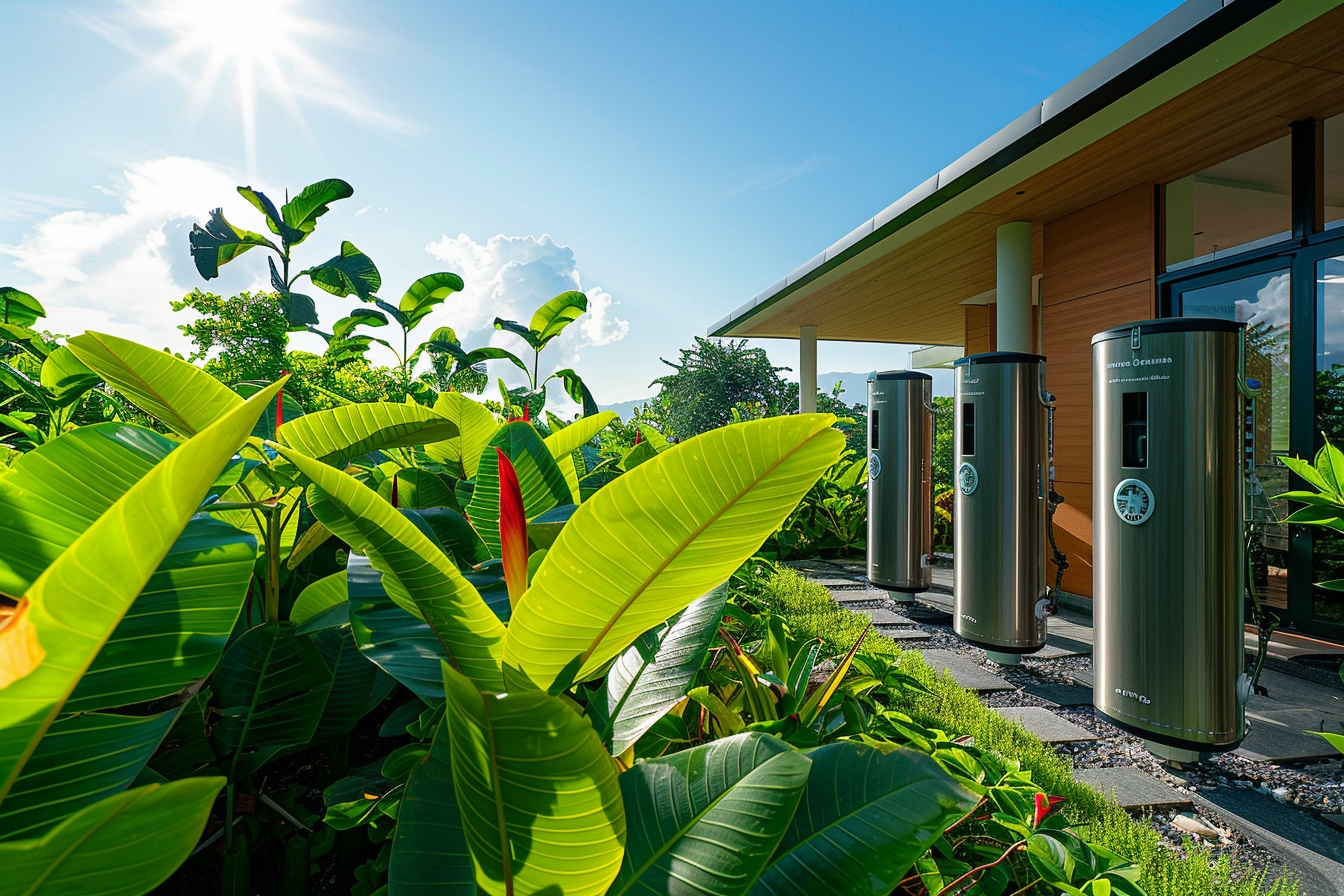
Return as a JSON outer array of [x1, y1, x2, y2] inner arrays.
[[709, 0, 1344, 642]]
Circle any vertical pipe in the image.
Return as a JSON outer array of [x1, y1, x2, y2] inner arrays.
[[996, 222, 1033, 353], [799, 325, 818, 413]]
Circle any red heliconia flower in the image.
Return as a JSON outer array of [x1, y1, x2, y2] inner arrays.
[[634, 429, 643, 445], [1033, 792, 1066, 827], [496, 448, 528, 608], [523, 401, 530, 423]]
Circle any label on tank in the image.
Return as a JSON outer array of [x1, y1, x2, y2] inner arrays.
[[957, 462, 978, 496], [867, 451, 881, 480], [1113, 478, 1154, 525]]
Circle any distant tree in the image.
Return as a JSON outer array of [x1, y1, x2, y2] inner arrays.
[[651, 337, 794, 438], [172, 288, 397, 410]]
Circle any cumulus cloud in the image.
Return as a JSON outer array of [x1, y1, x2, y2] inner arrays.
[[0, 157, 263, 349], [424, 232, 628, 351]]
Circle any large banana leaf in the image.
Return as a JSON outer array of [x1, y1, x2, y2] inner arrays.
[[387, 718, 475, 895], [281, 178, 353, 244], [279, 402, 459, 466], [504, 414, 843, 690], [209, 621, 333, 780], [67, 518, 255, 712], [750, 743, 978, 896], [0, 380, 281, 800], [0, 423, 176, 595], [309, 624, 396, 742], [465, 421, 572, 556], [544, 411, 617, 503], [279, 446, 506, 691], [426, 392, 500, 480], [292, 571, 349, 628], [603, 586, 728, 755], [65, 331, 244, 436], [0, 777, 223, 896], [0, 708, 179, 841], [609, 733, 810, 896], [529, 290, 587, 348], [349, 553, 448, 700], [443, 664, 625, 896]]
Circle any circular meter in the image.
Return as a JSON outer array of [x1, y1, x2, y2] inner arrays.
[[1113, 478, 1154, 525], [957, 462, 978, 496], [867, 451, 882, 480]]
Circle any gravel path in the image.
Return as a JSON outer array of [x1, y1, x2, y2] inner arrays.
[[802, 566, 1344, 884]]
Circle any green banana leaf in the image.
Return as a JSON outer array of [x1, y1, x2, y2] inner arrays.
[[442, 663, 624, 896], [399, 272, 465, 331], [309, 624, 395, 742], [65, 331, 244, 436], [425, 392, 498, 479], [543, 411, 616, 502], [609, 732, 810, 896], [279, 402, 459, 466], [281, 178, 353, 244], [0, 708, 179, 841], [416, 507, 491, 568], [603, 586, 728, 755], [279, 446, 506, 691], [67, 518, 255, 712], [291, 571, 349, 629], [0, 379, 281, 800], [302, 240, 381, 300], [504, 414, 843, 690], [209, 621, 333, 780], [387, 718, 475, 895], [465, 421, 572, 557], [529, 290, 588, 348], [374, 466, 460, 511], [146, 690, 214, 781], [750, 743, 978, 896], [0, 776, 224, 896], [0, 423, 177, 595], [349, 557, 447, 701], [38, 346, 98, 407]]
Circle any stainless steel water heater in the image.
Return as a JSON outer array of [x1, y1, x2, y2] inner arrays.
[[866, 371, 933, 599], [1093, 318, 1248, 762], [953, 352, 1049, 663]]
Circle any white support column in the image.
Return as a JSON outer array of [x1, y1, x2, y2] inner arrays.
[[799, 326, 818, 414], [996, 221, 1033, 353]]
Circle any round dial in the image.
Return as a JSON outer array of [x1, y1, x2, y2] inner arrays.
[[957, 462, 978, 496], [1113, 478, 1154, 525]]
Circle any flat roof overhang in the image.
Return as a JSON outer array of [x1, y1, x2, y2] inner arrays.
[[710, 0, 1344, 346]]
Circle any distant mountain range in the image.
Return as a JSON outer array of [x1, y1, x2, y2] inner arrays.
[[599, 369, 950, 420]]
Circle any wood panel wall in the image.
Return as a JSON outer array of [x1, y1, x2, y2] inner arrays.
[[1039, 184, 1156, 598]]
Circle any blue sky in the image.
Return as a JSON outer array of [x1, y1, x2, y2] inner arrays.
[[0, 0, 1178, 406]]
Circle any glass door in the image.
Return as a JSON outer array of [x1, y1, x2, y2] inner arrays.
[[1171, 261, 1293, 617], [1312, 254, 1344, 628]]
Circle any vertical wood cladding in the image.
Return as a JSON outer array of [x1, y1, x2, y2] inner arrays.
[[1040, 184, 1156, 598]]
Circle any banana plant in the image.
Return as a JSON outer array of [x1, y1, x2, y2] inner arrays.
[[0, 378, 282, 894]]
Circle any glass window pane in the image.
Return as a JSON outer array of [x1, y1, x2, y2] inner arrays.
[[1325, 115, 1344, 230], [1177, 267, 1292, 612], [1314, 256, 1344, 624], [1165, 135, 1292, 271]]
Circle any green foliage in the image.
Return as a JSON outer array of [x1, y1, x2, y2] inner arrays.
[[652, 336, 795, 438]]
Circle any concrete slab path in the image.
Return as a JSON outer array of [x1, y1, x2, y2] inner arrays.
[[916, 649, 1013, 692], [1074, 767, 1193, 811], [995, 706, 1097, 743]]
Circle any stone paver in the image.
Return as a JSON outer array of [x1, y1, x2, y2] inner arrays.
[[916, 649, 1013, 692], [995, 707, 1097, 743], [902, 605, 955, 627], [1234, 667, 1344, 763], [812, 577, 868, 590], [1074, 767, 1193, 811], [859, 608, 915, 626], [883, 629, 933, 642], [1194, 790, 1344, 895], [831, 589, 891, 605], [1023, 683, 1094, 707], [1039, 635, 1092, 658]]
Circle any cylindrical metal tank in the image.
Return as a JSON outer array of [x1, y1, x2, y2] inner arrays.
[[1092, 318, 1248, 761], [866, 371, 933, 598], [952, 352, 1049, 661]]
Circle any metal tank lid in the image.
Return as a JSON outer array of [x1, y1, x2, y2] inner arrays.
[[869, 370, 933, 381], [1091, 317, 1243, 345], [952, 351, 1045, 367]]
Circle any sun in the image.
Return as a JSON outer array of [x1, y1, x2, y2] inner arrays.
[[122, 0, 347, 172]]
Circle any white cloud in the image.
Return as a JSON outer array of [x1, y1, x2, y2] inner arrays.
[[0, 157, 264, 349], [424, 233, 628, 349], [423, 232, 629, 413]]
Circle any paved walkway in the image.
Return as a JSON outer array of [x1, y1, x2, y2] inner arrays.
[[787, 557, 1344, 894]]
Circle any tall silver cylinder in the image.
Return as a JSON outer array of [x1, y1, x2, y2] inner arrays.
[[1092, 318, 1247, 756], [953, 352, 1049, 655], [866, 371, 933, 596]]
